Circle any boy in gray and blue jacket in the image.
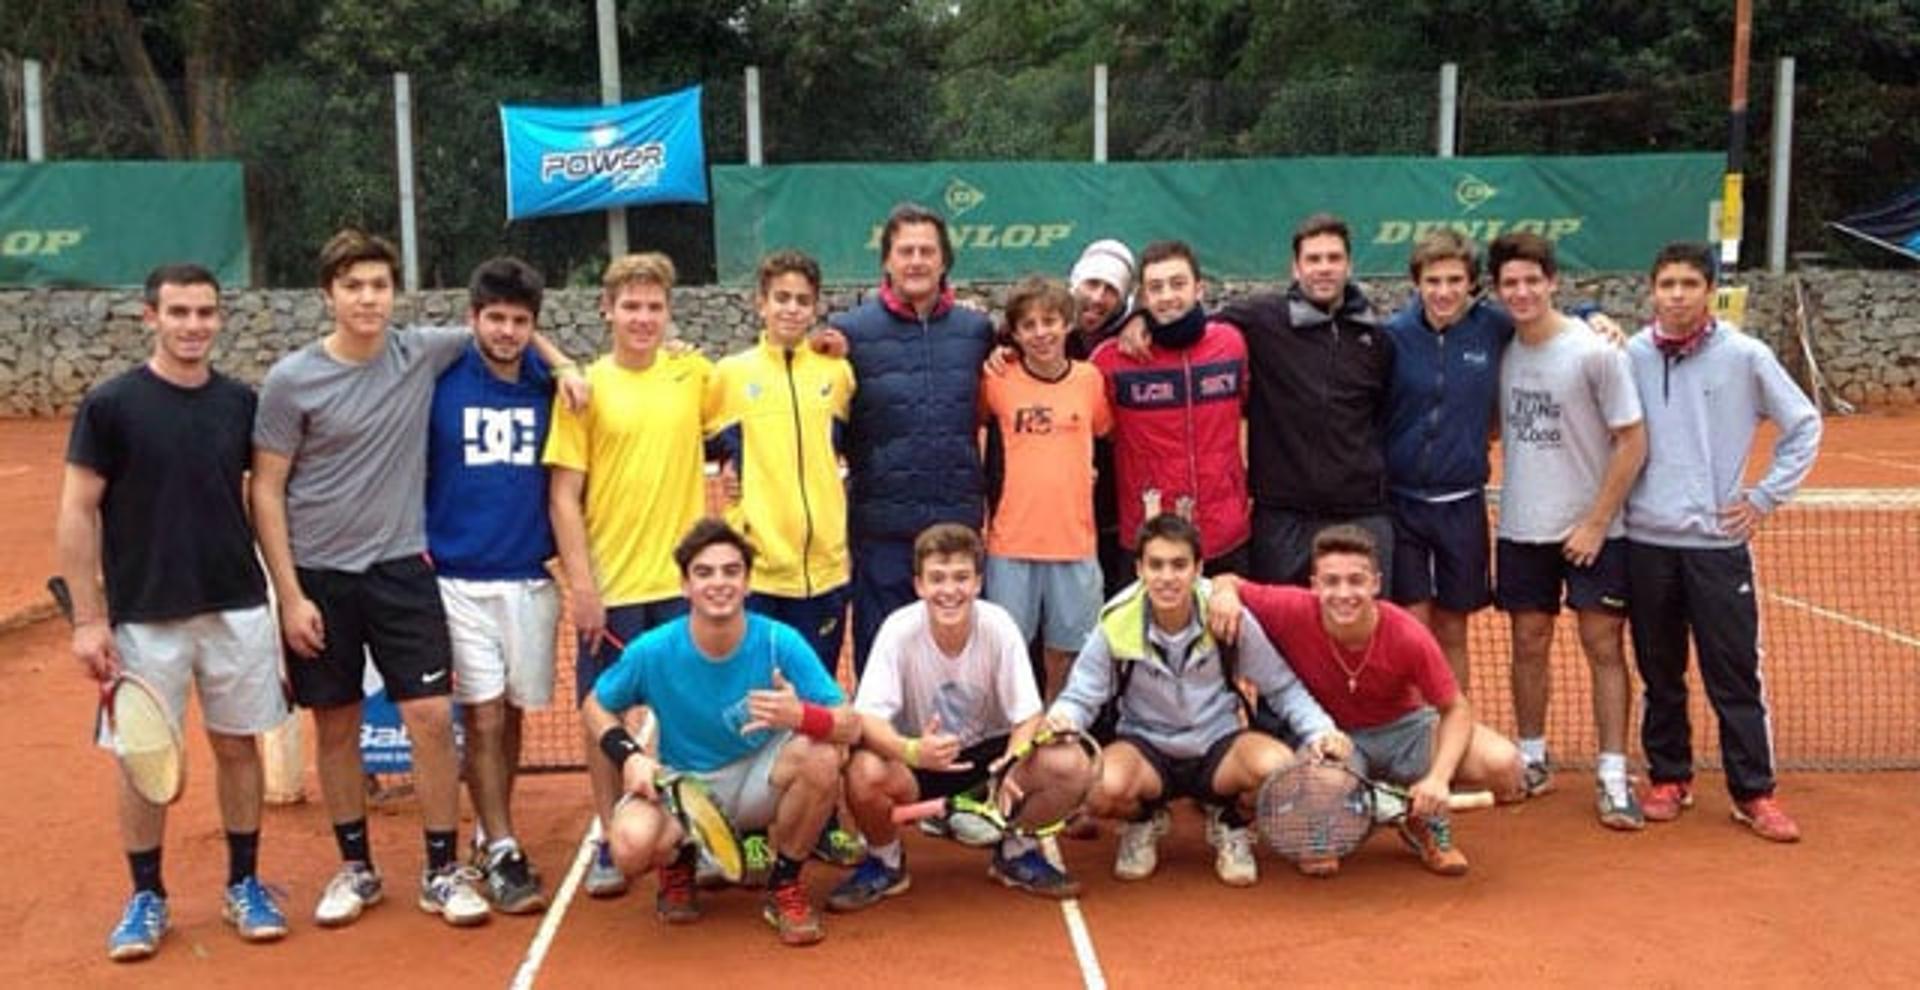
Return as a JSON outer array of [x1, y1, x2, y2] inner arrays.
[[1624, 242, 1821, 844], [1045, 513, 1351, 888]]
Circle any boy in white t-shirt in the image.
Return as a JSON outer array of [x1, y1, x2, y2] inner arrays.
[[828, 524, 1093, 911]]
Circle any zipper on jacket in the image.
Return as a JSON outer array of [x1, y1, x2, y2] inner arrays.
[[1181, 348, 1201, 529], [784, 348, 816, 597]]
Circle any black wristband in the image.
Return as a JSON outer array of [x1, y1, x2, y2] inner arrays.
[[598, 726, 642, 768]]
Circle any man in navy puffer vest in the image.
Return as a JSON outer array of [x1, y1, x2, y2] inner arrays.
[[829, 204, 996, 675]]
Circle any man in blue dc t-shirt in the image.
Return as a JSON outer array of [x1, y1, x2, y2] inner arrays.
[[583, 520, 859, 947], [424, 257, 562, 915]]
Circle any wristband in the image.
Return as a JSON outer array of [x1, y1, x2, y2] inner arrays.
[[798, 702, 834, 741], [598, 726, 643, 768], [903, 737, 922, 769]]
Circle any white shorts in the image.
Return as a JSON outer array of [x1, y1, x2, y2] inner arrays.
[[110, 604, 288, 738], [439, 576, 560, 709]]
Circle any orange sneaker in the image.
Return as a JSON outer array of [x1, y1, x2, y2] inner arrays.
[[1398, 816, 1469, 876], [1642, 781, 1694, 822], [1732, 796, 1801, 843], [762, 880, 825, 946]]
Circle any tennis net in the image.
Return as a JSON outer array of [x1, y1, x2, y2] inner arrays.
[[518, 487, 1920, 772]]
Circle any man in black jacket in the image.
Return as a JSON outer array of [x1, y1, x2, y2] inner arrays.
[[1215, 213, 1396, 593]]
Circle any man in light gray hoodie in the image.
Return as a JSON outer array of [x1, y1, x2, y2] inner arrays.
[[1623, 241, 1821, 844], [1046, 513, 1350, 888]]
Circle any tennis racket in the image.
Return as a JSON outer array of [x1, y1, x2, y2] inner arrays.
[[890, 727, 1103, 839], [657, 772, 745, 884], [1254, 757, 1491, 865], [49, 576, 187, 806]]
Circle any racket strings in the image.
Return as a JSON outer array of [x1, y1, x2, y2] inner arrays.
[[667, 779, 744, 882], [109, 683, 183, 803], [1256, 763, 1373, 862], [998, 734, 1102, 834]]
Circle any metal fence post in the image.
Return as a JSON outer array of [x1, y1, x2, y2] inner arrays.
[[1093, 64, 1108, 163], [1437, 63, 1458, 158], [24, 58, 46, 161], [1767, 57, 1796, 273], [746, 66, 764, 166], [394, 72, 421, 293]]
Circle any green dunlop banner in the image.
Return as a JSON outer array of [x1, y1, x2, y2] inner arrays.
[[0, 162, 249, 288], [713, 154, 1720, 283]]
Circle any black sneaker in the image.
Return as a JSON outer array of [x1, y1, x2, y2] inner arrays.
[[484, 846, 547, 915]]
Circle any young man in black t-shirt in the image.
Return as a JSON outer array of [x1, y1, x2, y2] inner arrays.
[[55, 263, 292, 962]]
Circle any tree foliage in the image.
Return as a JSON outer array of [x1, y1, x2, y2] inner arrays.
[[3, 0, 1917, 284]]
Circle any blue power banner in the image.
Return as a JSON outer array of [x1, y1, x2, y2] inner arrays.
[[499, 85, 708, 221]]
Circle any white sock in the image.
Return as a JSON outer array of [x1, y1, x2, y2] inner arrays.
[[999, 835, 1038, 858], [871, 840, 903, 870], [487, 836, 519, 857], [1519, 737, 1548, 766], [1597, 752, 1629, 800]]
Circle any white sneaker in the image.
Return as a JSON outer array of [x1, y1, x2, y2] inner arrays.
[[1114, 816, 1161, 881], [946, 810, 1005, 848], [1214, 825, 1258, 887], [314, 863, 383, 927], [419, 865, 491, 926], [1203, 805, 1228, 849]]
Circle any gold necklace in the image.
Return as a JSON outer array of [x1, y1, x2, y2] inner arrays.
[[1330, 623, 1378, 694]]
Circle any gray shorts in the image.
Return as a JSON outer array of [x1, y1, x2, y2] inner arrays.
[[111, 604, 289, 737], [1350, 707, 1438, 786], [692, 731, 794, 833]]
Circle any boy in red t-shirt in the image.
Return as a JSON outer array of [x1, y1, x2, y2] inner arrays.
[[980, 276, 1113, 694], [1208, 524, 1526, 876]]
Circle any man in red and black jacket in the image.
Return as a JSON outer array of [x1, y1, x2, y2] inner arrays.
[[1091, 240, 1250, 575]]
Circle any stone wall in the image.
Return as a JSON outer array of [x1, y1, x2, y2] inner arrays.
[[1, 270, 1913, 415]]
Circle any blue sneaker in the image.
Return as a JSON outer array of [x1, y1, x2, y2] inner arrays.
[[824, 855, 910, 913], [107, 891, 169, 962], [224, 876, 289, 942], [989, 848, 1082, 899]]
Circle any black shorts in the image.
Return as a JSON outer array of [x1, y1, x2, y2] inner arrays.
[[1494, 537, 1630, 615], [1115, 730, 1244, 807], [288, 554, 453, 708], [1390, 492, 1493, 612], [911, 736, 1008, 800]]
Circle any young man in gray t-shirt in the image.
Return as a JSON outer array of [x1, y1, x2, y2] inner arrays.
[[251, 230, 583, 929], [1490, 233, 1647, 830]]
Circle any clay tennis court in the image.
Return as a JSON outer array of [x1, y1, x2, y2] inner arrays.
[[3, 411, 1918, 987]]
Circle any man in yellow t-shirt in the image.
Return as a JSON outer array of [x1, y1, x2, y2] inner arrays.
[[544, 251, 712, 898]]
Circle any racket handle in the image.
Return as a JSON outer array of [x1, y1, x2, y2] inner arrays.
[[47, 576, 75, 624], [890, 797, 949, 826], [1448, 790, 1496, 811]]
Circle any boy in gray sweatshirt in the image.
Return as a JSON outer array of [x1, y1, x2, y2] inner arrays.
[[1623, 241, 1821, 843], [1047, 513, 1350, 888]]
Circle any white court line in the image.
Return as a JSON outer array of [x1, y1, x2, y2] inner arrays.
[[508, 818, 600, 990], [510, 711, 653, 990], [1766, 590, 1920, 650], [1040, 836, 1108, 990]]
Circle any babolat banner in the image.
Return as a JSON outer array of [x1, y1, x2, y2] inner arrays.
[[0, 162, 248, 288], [500, 85, 708, 220], [712, 153, 1720, 283]]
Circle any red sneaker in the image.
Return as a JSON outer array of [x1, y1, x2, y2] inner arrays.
[[762, 881, 825, 946], [1642, 781, 1694, 822], [654, 860, 699, 924], [1732, 796, 1801, 843]]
